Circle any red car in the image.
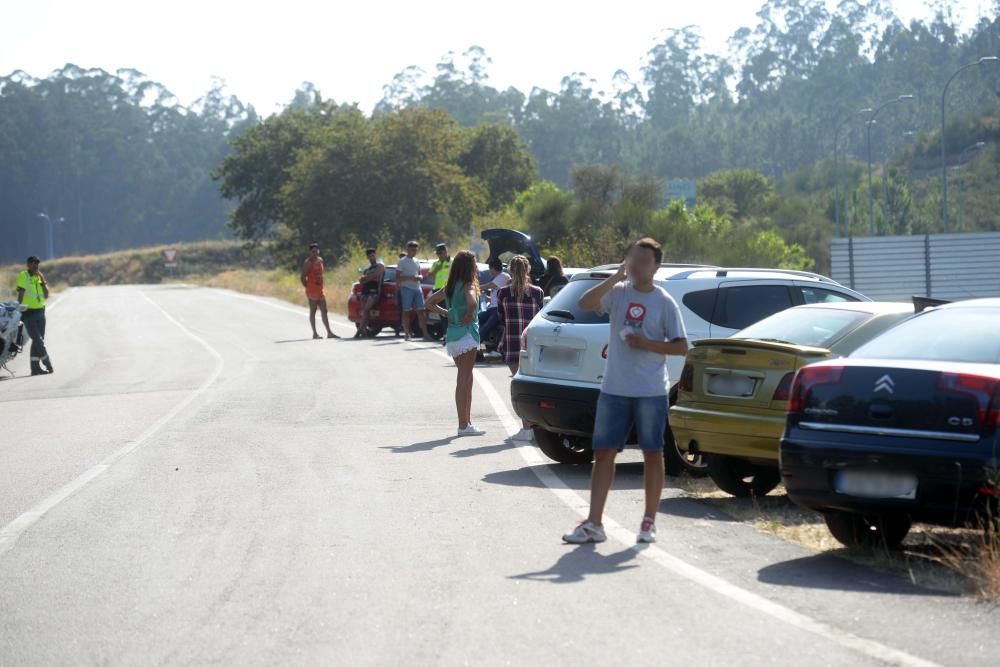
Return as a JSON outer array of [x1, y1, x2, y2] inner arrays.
[[347, 262, 446, 338]]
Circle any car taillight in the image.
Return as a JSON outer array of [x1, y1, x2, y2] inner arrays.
[[772, 372, 795, 402], [788, 365, 844, 414], [679, 363, 694, 392], [936, 372, 1000, 428]]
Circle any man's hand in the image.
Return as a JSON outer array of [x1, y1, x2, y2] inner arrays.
[[612, 262, 627, 283], [625, 334, 647, 350]]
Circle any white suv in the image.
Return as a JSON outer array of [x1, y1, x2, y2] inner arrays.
[[510, 264, 869, 474]]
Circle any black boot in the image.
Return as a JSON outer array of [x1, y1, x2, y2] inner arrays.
[[30, 361, 48, 376], [42, 356, 53, 373]]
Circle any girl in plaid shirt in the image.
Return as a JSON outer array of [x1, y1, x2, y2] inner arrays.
[[497, 255, 544, 442]]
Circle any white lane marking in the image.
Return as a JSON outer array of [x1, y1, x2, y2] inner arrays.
[[0, 289, 225, 557], [207, 288, 939, 667]]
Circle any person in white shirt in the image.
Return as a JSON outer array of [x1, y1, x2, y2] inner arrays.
[[396, 241, 431, 341], [478, 258, 509, 351]]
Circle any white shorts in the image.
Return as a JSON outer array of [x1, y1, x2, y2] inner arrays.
[[446, 333, 479, 358]]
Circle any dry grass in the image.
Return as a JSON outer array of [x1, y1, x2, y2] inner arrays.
[[674, 476, 996, 596]]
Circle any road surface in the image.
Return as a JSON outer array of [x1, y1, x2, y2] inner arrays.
[[0, 285, 997, 665]]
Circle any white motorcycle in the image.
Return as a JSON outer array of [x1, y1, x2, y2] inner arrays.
[[0, 300, 27, 376]]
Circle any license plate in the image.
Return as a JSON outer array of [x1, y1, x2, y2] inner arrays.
[[539, 346, 579, 367], [834, 470, 918, 500], [706, 374, 756, 397]]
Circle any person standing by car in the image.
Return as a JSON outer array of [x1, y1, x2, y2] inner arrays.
[[355, 247, 385, 339], [397, 241, 430, 341], [301, 243, 340, 340], [497, 255, 544, 442], [16, 255, 53, 376], [427, 243, 451, 291], [540, 256, 568, 297], [563, 238, 688, 545], [425, 251, 485, 437], [479, 258, 509, 356]]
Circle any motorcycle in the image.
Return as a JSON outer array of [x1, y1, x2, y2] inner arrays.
[[0, 300, 27, 376]]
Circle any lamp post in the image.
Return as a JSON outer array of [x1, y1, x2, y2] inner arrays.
[[941, 56, 1000, 233], [866, 95, 914, 235], [36, 213, 64, 260], [956, 141, 986, 232], [833, 108, 872, 237]]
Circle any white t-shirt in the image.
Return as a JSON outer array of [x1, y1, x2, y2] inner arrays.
[[488, 272, 510, 308], [397, 256, 422, 292]]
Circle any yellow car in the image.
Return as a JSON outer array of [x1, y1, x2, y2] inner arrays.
[[670, 302, 915, 497]]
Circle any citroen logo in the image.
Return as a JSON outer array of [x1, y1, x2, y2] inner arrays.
[[874, 374, 895, 394]]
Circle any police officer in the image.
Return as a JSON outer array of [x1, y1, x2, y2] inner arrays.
[[16, 255, 53, 376]]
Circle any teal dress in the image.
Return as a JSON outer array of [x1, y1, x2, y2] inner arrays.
[[446, 280, 481, 344]]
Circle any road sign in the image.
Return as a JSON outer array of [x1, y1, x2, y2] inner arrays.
[[162, 248, 179, 266], [665, 179, 697, 209]]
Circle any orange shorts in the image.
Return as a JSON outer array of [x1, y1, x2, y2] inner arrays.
[[306, 286, 325, 301]]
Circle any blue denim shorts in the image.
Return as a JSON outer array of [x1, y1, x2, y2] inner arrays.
[[399, 287, 424, 311], [592, 392, 668, 453]]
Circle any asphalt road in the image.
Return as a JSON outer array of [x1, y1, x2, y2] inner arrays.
[[1, 285, 997, 666]]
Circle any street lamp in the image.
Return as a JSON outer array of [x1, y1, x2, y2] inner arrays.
[[36, 213, 65, 260], [940, 56, 1000, 233], [866, 95, 914, 235], [833, 107, 872, 237], [956, 141, 986, 232]]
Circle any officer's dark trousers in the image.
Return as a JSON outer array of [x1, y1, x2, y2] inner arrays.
[[22, 307, 50, 367]]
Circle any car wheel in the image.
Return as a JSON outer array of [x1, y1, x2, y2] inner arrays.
[[823, 511, 911, 550], [364, 325, 382, 338], [664, 387, 709, 477], [533, 428, 593, 465], [706, 455, 781, 498]]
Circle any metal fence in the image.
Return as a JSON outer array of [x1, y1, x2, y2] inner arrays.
[[831, 232, 1000, 301]]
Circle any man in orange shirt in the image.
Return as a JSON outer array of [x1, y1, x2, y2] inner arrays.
[[301, 243, 339, 339]]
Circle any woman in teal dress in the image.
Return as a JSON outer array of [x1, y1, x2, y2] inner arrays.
[[425, 251, 485, 437]]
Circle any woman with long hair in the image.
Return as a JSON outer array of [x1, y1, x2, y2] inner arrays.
[[425, 251, 485, 437], [497, 255, 545, 442], [540, 255, 568, 297]]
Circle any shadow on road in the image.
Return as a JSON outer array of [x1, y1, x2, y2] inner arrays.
[[273, 338, 325, 344], [657, 496, 739, 523], [758, 553, 958, 597], [482, 463, 645, 491], [451, 441, 514, 458], [381, 436, 458, 453], [510, 544, 642, 583]]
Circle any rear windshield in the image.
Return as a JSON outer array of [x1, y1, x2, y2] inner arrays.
[[852, 308, 1000, 364], [541, 279, 610, 325], [735, 308, 869, 348]]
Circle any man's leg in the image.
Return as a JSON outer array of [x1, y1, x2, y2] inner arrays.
[[480, 308, 500, 343], [318, 300, 339, 338], [587, 393, 633, 525], [636, 396, 669, 530], [416, 309, 430, 339], [588, 449, 618, 524], [309, 301, 320, 338], [22, 310, 47, 375]]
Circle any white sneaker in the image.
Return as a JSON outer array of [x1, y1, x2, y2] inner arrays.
[[456, 425, 486, 437], [511, 427, 535, 443], [637, 517, 657, 543], [562, 520, 607, 544]]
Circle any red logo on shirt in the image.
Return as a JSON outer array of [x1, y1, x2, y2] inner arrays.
[[625, 303, 646, 326]]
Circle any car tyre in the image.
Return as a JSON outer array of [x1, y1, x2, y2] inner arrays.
[[706, 455, 781, 498], [823, 511, 911, 550], [664, 387, 709, 477], [533, 428, 593, 465]]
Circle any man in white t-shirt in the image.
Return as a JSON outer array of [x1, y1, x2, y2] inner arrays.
[[479, 258, 509, 351], [397, 241, 431, 341], [563, 237, 688, 546]]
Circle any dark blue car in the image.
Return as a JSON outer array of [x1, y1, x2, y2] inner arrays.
[[780, 298, 1000, 548]]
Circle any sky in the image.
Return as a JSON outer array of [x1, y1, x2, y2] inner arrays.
[[0, 0, 989, 115]]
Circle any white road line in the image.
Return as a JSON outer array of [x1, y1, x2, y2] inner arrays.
[[0, 288, 225, 557], [205, 289, 356, 331], [211, 288, 940, 667]]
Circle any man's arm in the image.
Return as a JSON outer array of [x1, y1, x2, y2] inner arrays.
[[579, 263, 625, 312], [38, 272, 49, 299], [626, 336, 689, 356], [300, 260, 310, 287], [16, 287, 24, 304]]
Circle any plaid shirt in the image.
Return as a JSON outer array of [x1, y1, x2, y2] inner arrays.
[[497, 284, 544, 364]]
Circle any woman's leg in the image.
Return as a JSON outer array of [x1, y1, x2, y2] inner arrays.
[[508, 363, 529, 429], [455, 349, 477, 427]]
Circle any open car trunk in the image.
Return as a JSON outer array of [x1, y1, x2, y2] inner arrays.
[[481, 228, 545, 282]]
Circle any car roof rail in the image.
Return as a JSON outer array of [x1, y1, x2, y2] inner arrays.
[[588, 262, 717, 273], [666, 267, 839, 284]]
